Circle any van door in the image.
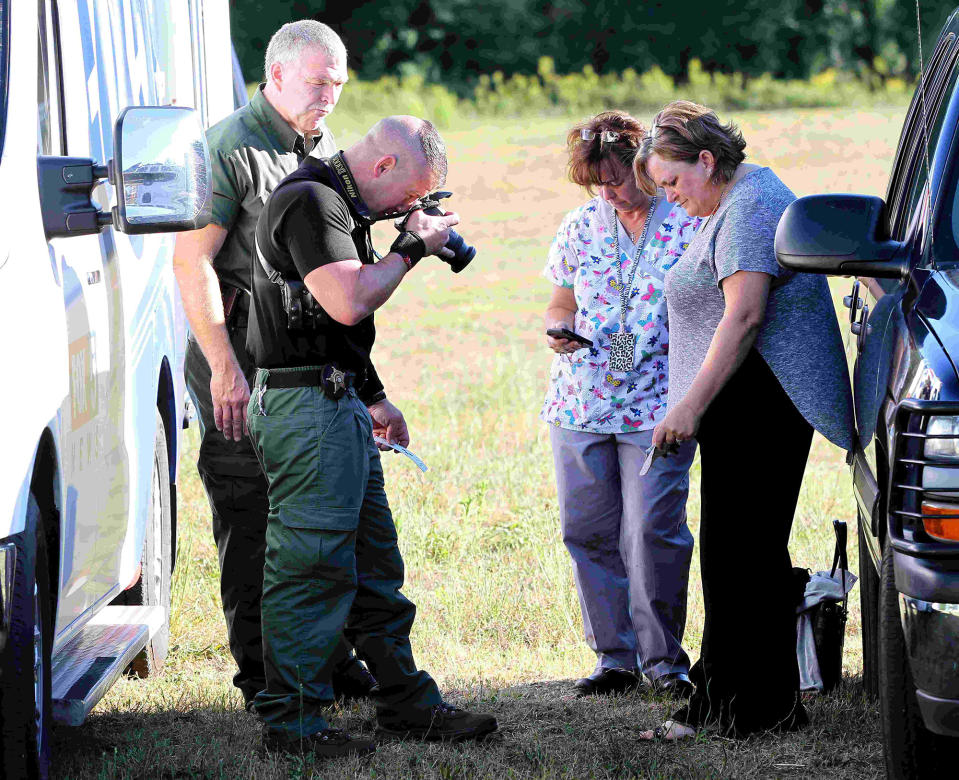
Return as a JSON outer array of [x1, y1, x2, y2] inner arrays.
[[38, 0, 120, 632]]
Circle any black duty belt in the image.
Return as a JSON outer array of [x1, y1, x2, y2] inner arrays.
[[263, 364, 362, 400]]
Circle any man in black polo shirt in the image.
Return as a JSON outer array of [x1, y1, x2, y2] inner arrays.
[[246, 116, 497, 756], [173, 20, 374, 709]]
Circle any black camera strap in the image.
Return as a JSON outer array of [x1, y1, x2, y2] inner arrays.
[[254, 234, 284, 287], [326, 153, 373, 224]]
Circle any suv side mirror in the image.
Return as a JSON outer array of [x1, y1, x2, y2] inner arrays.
[[775, 194, 908, 279], [113, 106, 212, 234]]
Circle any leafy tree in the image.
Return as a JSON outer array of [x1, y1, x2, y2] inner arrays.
[[228, 1, 959, 90]]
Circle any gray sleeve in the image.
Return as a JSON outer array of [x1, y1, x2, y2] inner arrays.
[[713, 196, 787, 286]]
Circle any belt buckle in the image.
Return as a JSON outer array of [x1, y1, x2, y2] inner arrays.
[[321, 364, 348, 399]]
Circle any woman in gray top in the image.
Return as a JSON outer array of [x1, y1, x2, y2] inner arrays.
[[633, 100, 854, 741]]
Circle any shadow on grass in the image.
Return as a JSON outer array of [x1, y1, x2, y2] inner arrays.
[[50, 676, 884, 780]]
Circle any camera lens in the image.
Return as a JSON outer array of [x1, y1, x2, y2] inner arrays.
[[444, 231, 475, 273], [422, 203, 476, 273]]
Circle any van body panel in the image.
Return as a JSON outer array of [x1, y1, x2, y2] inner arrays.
[[0, 0, 233, 735]]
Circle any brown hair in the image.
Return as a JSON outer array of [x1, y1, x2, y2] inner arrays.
[[566, 111, 646, 196], [634, 100, 746, 195]]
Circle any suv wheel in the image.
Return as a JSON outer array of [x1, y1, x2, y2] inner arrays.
[[879, 542, 959, 778], [858, 514, 879, 699]]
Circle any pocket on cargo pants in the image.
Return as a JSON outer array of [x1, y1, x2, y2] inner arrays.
[[248, 386, 367, 524]]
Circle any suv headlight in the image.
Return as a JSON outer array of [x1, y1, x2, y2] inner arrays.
[[925, 416, 959, 459], [923, 416, 959, 541]]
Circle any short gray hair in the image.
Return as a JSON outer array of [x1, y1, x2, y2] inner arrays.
[[264, 20, 346, 79], [417, 120, 448, 187]]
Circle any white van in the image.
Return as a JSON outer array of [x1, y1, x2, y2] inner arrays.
[[0, 1, 235, 776]]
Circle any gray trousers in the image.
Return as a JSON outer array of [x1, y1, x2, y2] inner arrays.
[[550, 426, 696, 680]]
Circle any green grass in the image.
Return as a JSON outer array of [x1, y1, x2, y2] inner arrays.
[[49, 107, 904, 778]]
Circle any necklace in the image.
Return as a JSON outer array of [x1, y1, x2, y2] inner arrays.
[[699, 182, 728, 230], [709, 183, 728, 216], [607, 195, 658, 373]]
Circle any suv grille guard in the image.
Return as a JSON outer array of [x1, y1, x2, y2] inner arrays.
[[890, 398, 959, 558]]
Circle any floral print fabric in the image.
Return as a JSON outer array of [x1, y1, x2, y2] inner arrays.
[[541, 196, 701, 433]]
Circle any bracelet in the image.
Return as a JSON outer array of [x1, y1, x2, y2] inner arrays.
[[390, 231, 426, 270]]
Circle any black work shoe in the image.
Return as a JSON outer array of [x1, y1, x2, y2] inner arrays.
[[651, 672, 694, 700], [261, 726, 375, 758], [377, 702, 498, 742], [573, 667, 644, 697], [332, 658, 378, 702]]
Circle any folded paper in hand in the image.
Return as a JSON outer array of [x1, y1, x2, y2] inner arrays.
[[640, 443, 679, 476], [373, 436, 428, 472]]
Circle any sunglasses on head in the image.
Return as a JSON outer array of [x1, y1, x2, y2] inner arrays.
[[581, 128, 621, 143]]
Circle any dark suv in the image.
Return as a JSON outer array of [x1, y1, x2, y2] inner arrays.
[[775, 9, 959, 778]]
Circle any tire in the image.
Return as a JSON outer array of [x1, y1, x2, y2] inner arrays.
[[858, 514, 880, 699], [879, 542, 959, 778], [121, 409, 172, 678], [0, 493, 53, 779]]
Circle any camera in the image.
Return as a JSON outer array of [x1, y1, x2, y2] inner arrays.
[[397, 191, 476, 273]]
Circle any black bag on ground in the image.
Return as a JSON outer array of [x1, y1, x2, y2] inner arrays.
[[795, 519, 857, 693]]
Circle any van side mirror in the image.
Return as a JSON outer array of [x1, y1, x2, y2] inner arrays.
[[38, 106, 212, 239], [113, 106, 212, 234], [775, 194, 908, 279]]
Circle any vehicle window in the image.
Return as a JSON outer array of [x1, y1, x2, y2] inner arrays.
[[37, 0, 64, 155], [188, 0, 209, 126], [143, 0, 175, 104], [886, 34, 959, 242], [931, 56, 959, 264], [0, 0, 8, 158]]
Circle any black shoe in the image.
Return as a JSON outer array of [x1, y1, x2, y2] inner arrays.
[[651, 672, 694, 700], [377, 703, 498, 742], [261, 726, 375, 758], [332, 657, 378, 702], [573, 667, 644, 697]]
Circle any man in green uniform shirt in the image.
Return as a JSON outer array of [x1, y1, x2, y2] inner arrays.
[[246, 116, 497, 757], [173, 20, 373, 711]]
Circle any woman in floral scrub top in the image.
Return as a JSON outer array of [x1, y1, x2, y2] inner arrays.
[[542, 111, 701, 697]]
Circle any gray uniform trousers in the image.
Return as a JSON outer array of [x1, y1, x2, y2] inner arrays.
[[550, 426, 696, 680]]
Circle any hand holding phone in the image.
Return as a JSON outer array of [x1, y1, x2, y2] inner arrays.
[[546, 327, 593, 347]]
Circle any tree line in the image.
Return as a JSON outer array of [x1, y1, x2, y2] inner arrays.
[[231, 1, 959, 92]]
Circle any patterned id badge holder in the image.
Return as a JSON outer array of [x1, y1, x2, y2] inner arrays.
[[608, 331, 635, 372]]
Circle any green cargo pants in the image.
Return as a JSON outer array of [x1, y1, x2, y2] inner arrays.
[[247, 367, 442, 738]]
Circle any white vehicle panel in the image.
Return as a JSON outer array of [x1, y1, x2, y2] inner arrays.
[[1, 0, 233, 647], [0, 4, 68, 539]]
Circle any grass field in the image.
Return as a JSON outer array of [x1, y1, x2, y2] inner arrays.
[[51, 106, 909, 779]]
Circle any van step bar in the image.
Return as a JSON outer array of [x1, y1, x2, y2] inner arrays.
[[51, 605, 165, 726]]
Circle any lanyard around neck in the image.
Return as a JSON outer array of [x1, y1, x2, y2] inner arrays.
[[608, 196, 658, 325]]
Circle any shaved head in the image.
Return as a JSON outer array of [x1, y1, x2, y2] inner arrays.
[[366, 116, 448, 188], [343, 115, 449, 216]]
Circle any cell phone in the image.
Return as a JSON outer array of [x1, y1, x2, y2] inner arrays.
[[546, 327, 593, 347]]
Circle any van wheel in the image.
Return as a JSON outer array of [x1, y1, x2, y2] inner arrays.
[[121, 410, 172, 677], [879, 543, 958, 778], [0, 493, 53, 779], [858, 515, 879, 699]]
